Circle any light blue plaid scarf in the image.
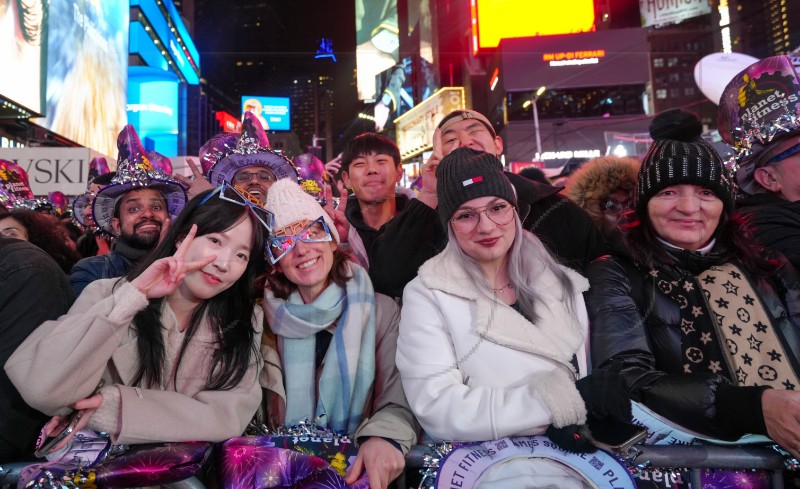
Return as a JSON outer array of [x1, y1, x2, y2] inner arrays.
[[264, 263, 377, 433]]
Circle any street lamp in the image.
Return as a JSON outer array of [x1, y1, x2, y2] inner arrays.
[[522, 86, 546, 160]]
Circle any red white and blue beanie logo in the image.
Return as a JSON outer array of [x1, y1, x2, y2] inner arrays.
[[462, 176, 483, 186]]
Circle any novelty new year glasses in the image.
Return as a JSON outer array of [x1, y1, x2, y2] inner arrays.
[[266, 217, 333, 264], [450, 201, 516, 234], [198, 182, 274, 233]]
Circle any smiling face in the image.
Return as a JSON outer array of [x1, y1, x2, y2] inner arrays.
[[112, 188, 169, 249], [275, 219, 336, 303], [342, 152, 402, 204], [232, 165, 276, 204], [176, 215, 254, 305], [440, 118, 504, 157], [451, 196, 516, 271], [647, 184, 723, 250]]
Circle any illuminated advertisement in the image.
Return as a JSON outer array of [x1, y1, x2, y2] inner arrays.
[[471, 0, 594, 54], [355, 0, 398, 101], [130, 0, 201, 85], [42, 0, 129, 158], [127, 67, 180, 156], [498, 28, 649, 92], [241, 96, 291, 131], [0, 1, 45, 113], [216, 111, 242, 133], [640, 0, 711, 28], [394, 87, 465, 160]]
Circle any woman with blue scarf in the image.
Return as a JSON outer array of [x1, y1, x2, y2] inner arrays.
[[260, 179, 417, 489]]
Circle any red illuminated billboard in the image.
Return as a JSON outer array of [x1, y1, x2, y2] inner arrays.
[[471, 0, 595, 54]]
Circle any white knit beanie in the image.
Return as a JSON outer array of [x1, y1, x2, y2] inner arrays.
[[263, 179, 340, 243]]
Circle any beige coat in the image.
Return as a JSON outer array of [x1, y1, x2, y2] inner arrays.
[[260, 293, 418, 453], [5, 279, 263, 445]]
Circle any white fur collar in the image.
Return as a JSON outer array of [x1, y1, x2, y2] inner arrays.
[[418, 250, 589, 367]]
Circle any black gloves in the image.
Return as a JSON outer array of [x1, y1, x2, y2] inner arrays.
[[575, 366, 632, 423], [545, 424, 597, 454]]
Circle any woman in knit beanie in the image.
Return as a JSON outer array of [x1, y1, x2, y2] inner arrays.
[[586, 109, 800, 456], [259, 179, 416, 489], [397, 148, 635, 488]]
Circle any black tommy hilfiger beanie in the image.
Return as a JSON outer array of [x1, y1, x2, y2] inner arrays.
[[436, 148, 517, 226], [636, 109, 735, 215]]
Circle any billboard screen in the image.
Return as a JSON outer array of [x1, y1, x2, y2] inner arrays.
[[498, 28, 649, 92], [241, 96, 291, 131], [355, 0, 399, 101], [473, 0, 595, 53], [0, 1, 45, 113], [640, 0, 711, 28], [128, 67, 180, 157], [41, 0, 129, 158]]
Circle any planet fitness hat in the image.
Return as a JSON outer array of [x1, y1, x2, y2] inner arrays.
[[717, 55, 800, 195]]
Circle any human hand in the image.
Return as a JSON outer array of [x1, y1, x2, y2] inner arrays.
[[323, 183, 350, 244], [174, 158, 214, 199], [575, 366, 632, 423], [344, 437, 405, 489], [762, 389, 800, 459], [417, 128, 442, 209], [545, 424, 597, 454], [40, 394, 103, 455], [130, 224, 215, 298], [325, 154, 343, 178]]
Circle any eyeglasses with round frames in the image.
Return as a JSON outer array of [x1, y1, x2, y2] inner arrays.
[[450, 201, 516, 234]]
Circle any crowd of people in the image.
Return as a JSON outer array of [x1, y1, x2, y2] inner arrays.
[[1, 55, 799, 488]]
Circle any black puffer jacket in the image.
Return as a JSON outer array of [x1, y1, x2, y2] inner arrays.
[[735, 193, 800, 272], [586, 248, 800, 440]]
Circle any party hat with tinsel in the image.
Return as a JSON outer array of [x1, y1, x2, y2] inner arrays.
[[92, 125, 187, 235]]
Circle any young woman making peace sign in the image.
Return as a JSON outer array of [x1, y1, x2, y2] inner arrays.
[[6, 186, 269, 455]]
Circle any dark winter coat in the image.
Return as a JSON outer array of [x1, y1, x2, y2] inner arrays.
[[586, 246, 800, 440], [69, 240, 149, 296], [735, 193, 800, 272]]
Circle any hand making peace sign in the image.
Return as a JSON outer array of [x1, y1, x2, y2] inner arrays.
[[131, 224, 216, 299]]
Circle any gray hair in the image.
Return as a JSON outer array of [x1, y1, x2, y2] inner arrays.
[[444, 213, 577, 323]]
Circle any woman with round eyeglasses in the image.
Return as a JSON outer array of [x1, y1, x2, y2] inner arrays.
[[396, 148, 631, 488], [260, 179, 417, 489]]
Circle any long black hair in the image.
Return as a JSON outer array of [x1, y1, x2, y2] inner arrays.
[[126, 189, 267, 390]]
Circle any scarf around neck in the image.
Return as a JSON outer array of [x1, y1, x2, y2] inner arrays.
[[264, 263, 377, 433]]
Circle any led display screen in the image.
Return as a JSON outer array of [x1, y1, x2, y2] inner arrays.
[[128, 67, 179, 156], [473, 0, 595, 53], [41, 0, 129, 158], [0, 1, 45, 113], [355, 0, 399, 101], [241, 96, 291, 131]]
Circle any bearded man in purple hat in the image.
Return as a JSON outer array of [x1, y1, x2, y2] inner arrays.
[[69, 126, 187, 295], [718, 55, 800, 271]]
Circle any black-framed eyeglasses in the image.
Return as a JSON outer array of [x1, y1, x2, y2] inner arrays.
[[233, 169, 277, 184], [266, 216, 333, 264], [450, 201, 516, 234], [199, 182, 274, 233]]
